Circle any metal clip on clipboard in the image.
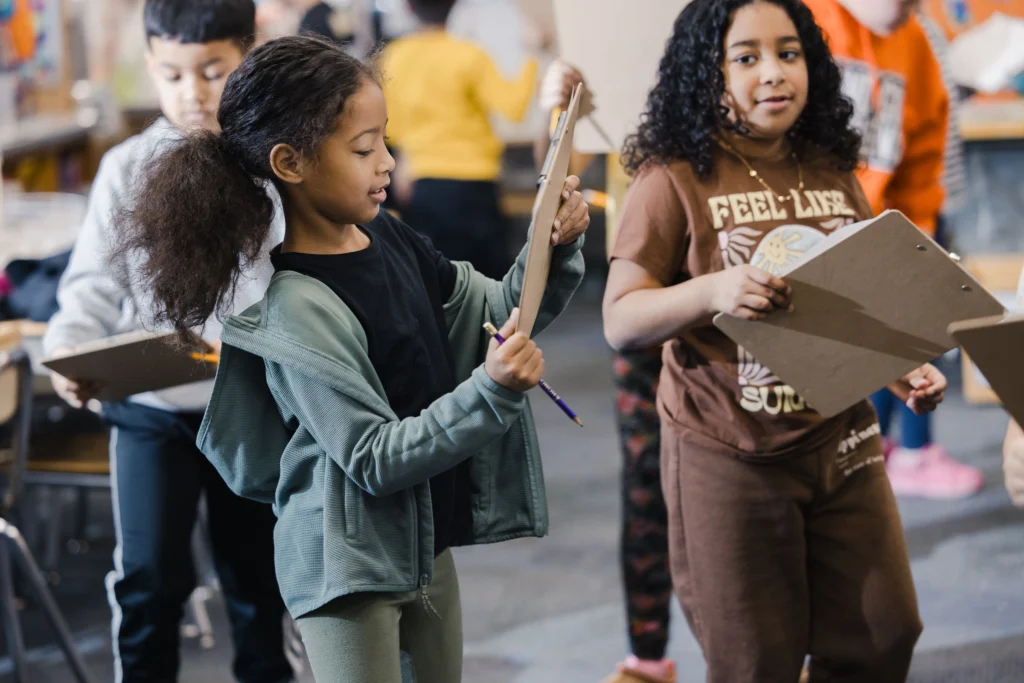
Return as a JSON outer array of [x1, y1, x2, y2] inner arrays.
[[537, 109, 569, 189]]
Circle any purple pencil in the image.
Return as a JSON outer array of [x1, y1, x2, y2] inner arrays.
[[482, 322, 584, 428]]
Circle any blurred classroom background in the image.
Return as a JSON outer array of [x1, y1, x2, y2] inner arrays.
[[4, 1, 1024, 681]]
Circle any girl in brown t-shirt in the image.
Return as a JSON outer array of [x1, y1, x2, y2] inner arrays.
[[604, 1, 946, 681]]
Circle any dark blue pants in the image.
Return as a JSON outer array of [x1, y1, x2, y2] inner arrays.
[[102, 401, 291, 683], [869, 389, 931, 450]]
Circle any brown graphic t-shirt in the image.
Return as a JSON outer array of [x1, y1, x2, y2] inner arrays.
[[611, 147, 879, 456]]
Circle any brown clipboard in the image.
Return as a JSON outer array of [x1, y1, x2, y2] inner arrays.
[[949, 313, 1024, 426], [517, 82, 584, 338], [42, 330, 218, 402], [714, 210, 1006, 417]]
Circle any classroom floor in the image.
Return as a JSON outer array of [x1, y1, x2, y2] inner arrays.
[[3, 280, 1024, 683]]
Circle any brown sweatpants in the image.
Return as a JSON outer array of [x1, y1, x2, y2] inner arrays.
[[661, 423, 922, 683]]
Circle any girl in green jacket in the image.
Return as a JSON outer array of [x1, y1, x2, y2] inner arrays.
[[112, 34, 591, 683]]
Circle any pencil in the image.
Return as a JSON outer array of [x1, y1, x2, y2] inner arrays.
[[482, 322, 583, 428], [190, 352, 220, 364]]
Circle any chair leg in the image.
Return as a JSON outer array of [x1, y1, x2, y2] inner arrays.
[[0, 530, 29, 683], [73, 488, 91, 551], [184, 497, 216, 650], [43, 489, 68, 574], [0, 518, 98, 683], [186, 587, 216, 650]]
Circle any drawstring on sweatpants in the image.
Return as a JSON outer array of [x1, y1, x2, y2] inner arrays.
[[420, 575, 441, 620]]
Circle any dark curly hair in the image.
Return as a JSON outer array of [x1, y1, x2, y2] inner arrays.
[[112, 35, 378, 343], [621, 0, 861, 178]]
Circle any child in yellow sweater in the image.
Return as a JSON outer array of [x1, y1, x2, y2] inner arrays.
[[382, 0, 537, 278]]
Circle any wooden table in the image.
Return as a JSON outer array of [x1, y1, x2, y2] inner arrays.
[[0, 192, 85, 267], [0, 113, 96, 158]]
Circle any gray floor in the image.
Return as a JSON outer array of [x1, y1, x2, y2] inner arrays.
[[4, 281, 1024, 682]]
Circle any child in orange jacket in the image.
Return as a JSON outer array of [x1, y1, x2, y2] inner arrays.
[[803, 0, 983, 500]]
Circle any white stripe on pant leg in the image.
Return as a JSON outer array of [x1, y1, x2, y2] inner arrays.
[[105, 427, 124, 683]]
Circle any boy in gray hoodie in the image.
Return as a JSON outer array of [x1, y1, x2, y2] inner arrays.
[[43, 2, 291, 681]]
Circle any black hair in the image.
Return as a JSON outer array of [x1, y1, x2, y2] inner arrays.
[[143, 0, 257, 50], [112, 35, 378, 343], [621, 0, 862, 178], [407, 0, 456, 25]]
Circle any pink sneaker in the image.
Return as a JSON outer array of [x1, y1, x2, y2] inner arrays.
[[886, 445, 984, 499]]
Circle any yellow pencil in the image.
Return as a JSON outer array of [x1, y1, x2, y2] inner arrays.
[[190, 352, 220, 364]]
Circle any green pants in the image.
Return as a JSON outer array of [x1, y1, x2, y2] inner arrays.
[[296, 549, 462, 683]]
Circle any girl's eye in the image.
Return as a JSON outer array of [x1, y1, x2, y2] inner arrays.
[[780, 50, 802, 60], [735, 55, 757, 65], [204, 71, 225, 81], [163, 72, 181, 83], [357, 149, 373, 157]]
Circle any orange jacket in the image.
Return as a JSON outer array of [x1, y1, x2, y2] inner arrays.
[[804, 0, 948, 235], [922, 0, 1024, 39]]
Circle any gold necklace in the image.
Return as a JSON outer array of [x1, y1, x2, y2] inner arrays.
[[717, 138, 804, 204]]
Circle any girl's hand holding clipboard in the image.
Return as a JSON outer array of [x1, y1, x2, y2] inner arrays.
[[889, 364, 947, 416], [550, 175, 590, 246]]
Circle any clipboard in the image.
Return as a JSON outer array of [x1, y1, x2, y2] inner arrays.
[[949, 313, 1024, 426], [42, 330, 219, 402], [714, 210, 1006, 417], [516, 82, 584, 338]]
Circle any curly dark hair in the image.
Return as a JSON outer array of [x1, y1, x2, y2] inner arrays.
[[112, 35, 378, 343], [621, 0, 861, 178]]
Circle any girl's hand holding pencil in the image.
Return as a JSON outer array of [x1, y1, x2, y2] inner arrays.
[[483, 314, 583, 427], [484, 309, 544, 393]]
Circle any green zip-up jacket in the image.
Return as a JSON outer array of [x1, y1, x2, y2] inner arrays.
[[197, 236, 585, 617]]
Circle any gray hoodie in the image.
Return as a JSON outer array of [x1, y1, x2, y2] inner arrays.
[[43, 118, 285, 412]]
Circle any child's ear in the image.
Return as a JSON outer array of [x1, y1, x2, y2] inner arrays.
[[269, 143, 307, 185]]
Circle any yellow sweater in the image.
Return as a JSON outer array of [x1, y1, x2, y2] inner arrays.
[[382, 31, 538, 181]]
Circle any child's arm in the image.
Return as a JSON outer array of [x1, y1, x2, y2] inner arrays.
[[472, 48, 539, 123], [603, 261, 791, 351], [1005, 420, 1024, 508], [266, 313, 542, 497], [602, 165, 790, 351], [44, 155, 131, 350], [43, 154, 133, 406], [884, 33, 948, 235]]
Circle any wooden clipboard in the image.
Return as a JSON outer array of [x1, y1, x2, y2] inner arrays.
[[714, 210, 1006, 417], [42, 330, 218, 402], [517, 82, 584, 337], [950, 313, 1024, 425]]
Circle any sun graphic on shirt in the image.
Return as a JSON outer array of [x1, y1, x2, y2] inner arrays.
[[756, 231, 805, 273], [719, 227, 761, 268], [737, 345, 780, 387], [749, 225, 825, 276]]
